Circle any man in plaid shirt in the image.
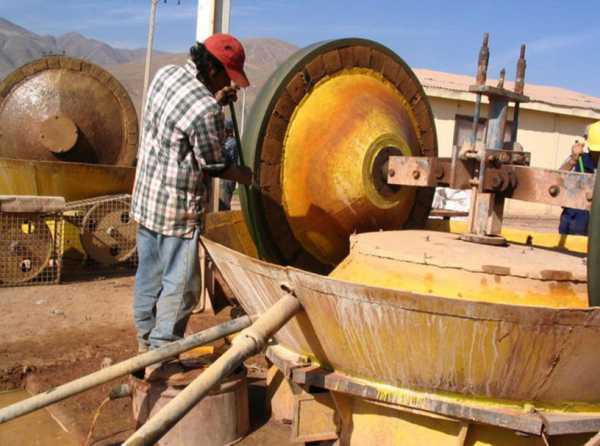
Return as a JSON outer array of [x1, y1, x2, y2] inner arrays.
[[131, 34, 251, 363]]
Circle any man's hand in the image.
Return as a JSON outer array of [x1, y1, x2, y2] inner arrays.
[[217, 165, 253, 185], [215, 86, 239, 106]]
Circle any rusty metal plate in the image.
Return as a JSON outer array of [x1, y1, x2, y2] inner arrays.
[[508, 165, 594, 210], [0, 56, 138, 166], [388, 156, 594, 210], [241, 39, 438, 272]]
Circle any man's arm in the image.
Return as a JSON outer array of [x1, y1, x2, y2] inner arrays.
[[211, 164, 252, 184], [560, 142, 585, 171], [190, 108, 252, 184]]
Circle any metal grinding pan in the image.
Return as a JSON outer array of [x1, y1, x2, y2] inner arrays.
[[241, 38, 438, 273], [80, 197, 137, 265], [0, 55, 138, 166]]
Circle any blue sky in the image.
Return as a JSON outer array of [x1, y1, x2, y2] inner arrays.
[[2, 0, 599, 97]]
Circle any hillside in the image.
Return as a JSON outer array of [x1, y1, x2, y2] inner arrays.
[[0, 17, 152, 79], [0, 16, 299, 123]]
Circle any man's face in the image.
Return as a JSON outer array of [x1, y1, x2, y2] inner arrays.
[[206, 62, 231, 95]]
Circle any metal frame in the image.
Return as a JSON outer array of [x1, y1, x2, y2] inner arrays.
[[266, 345, 600, 438], [387, 34, 595, 247]]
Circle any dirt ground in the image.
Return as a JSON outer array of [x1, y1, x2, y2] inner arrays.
[[0, 274, 295, 446]]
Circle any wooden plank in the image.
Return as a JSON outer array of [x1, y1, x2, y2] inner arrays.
[[0, 195, 65, 213]]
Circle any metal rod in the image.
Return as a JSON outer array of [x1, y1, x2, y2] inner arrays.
[[511, 103, 521, 144], [228, 102, 245, 167], [0, 316, 252, 424], [123, 292, 302, 446], [240, 89, 247, 136], [141, 0, 159, 118]]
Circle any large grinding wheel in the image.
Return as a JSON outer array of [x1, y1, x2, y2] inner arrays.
[[241, 39, 438, 272], [0, 215, 53, 285], [0, 56, 138, 165], [80, 198, 137, 265]]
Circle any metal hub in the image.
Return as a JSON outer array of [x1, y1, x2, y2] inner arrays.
[[80, 198, 137, 265], [39, 115, 79, 154]]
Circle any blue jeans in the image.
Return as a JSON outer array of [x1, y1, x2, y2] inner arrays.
[[133, 225, 200, 350]]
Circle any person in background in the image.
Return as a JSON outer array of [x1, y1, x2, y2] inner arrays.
[[130, 33, 252, 378], [558, 121, 600, 235], [218, 118, 239, 211]]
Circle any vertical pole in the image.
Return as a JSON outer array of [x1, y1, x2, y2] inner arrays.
[[141, 0, 159, 119], [466, 33, 489, 234], [196, 0, 232, 313], [511, 44, 527, 144]]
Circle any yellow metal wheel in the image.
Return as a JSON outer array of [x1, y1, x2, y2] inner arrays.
[[242, 39, 438, 272]]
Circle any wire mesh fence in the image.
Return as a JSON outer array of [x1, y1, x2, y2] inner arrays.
[[0, 212, 62, 287], [0, 194, 138, 287], [62, 194, 138, 280]]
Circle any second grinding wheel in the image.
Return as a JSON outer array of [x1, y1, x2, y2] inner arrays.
[[0, 55, 138, 166], [241, 38, 438, 273]]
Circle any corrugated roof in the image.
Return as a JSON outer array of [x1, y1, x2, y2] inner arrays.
[[414, 68, 600, 113]]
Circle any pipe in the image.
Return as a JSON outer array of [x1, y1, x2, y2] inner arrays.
[[0, 316, 252, 424], [122, 292, 302, 446]]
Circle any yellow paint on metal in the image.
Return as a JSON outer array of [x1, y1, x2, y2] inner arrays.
[[340, 394, 593, 445], [281, 68, 422, 266], [427, 219, 588, 254], [331, 251, 587, 307], [204, 211, 258, 259], [0, 158, 135, 201]]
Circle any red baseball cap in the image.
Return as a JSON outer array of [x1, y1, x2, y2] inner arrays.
[[204, 33, 250, 88]]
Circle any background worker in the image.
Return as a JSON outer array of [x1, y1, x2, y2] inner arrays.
[[218, 118, 239, 211], [558, 121, 600, 235], [130, 33, 252, 368]]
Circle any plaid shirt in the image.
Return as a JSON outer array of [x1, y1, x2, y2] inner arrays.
[[131, 61, 227, 237]]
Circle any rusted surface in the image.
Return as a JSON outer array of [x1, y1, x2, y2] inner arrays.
[[202, 235, 600, 404], [388, 157, 594, 210], [468, 85, 529, 103], [39, 115, 79, 154], [0, 56, 138, 166], [508, 165, 594, 210], [130, 367, 249, 446]]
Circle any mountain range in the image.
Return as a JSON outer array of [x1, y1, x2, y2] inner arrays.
[[0, 17, 299, 119]]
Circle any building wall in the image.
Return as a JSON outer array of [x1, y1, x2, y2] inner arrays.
[[427, 95, 595, 216]]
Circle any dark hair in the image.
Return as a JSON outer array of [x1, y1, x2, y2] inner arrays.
[[190, 42, 225, 84]]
